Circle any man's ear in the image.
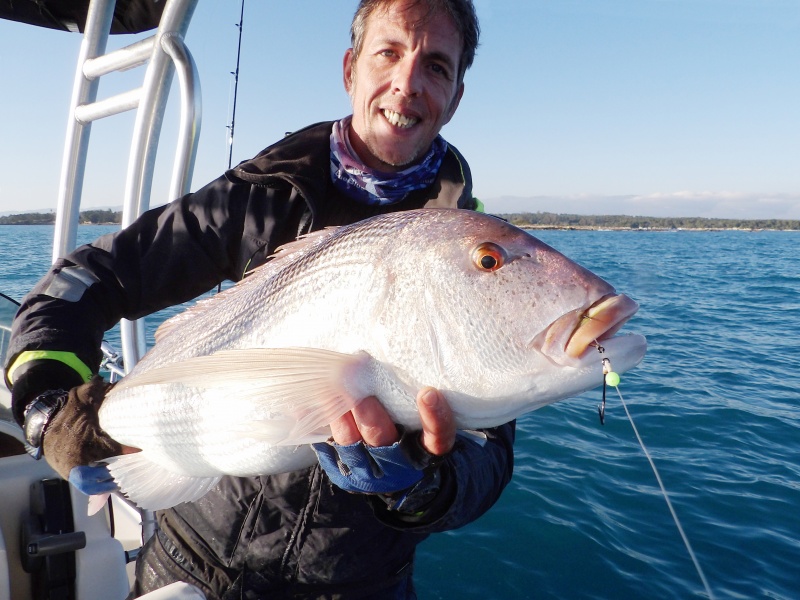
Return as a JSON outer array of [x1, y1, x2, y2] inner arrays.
[[443, 82, 465, 125], [343, 48, 355, 94]]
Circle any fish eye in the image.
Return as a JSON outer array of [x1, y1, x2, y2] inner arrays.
[[472, 242, 506, 272]]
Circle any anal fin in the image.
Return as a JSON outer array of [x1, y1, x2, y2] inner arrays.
[[105, 453, 221, 511]]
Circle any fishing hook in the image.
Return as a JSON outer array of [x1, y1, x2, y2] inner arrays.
[[593, 341, 611, 425]]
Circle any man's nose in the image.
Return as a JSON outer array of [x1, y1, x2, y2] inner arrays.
[[391, 56, 423, 97]]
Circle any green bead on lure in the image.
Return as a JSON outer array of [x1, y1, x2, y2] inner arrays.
[[597, 347, 620, 424]]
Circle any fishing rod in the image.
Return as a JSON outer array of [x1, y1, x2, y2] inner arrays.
[[218, 0, 246, 298], [227, 0, 246, 169], [0, 293, 20, 307]]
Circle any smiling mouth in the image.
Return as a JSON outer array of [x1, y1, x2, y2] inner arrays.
[[537, 294, 640, 362], [383, 109, 418, 128]]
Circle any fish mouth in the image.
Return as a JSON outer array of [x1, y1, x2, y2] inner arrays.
[[538, 294, 640, 364]]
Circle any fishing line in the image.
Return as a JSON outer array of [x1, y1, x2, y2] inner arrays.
[[614, 385, 716, 600], [595, 344, 716, 599]]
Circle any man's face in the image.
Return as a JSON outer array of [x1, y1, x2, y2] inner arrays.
[[344, 0, 465, 172]]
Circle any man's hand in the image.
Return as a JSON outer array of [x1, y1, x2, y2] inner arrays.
[[330, 387, 456, 455], [313, 388, 456, 496], [40, 377, 135, 483]]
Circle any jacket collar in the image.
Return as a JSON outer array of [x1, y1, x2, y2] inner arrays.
[[227, 120, 474, 209]]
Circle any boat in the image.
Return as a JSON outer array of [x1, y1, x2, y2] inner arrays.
[[1, 0, 212, 597]]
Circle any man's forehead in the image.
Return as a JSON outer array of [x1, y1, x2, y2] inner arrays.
[[363, 1, 462, 54], [367, 0, 454, 30]]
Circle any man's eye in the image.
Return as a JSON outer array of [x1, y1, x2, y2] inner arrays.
[[430, 63, 451, 79]]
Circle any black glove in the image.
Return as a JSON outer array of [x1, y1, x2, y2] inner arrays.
[[35, 376, 123, 480]]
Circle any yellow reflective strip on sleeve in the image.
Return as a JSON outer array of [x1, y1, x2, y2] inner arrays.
[[7, 350, 93, 385], [474, 198, 485, 213]]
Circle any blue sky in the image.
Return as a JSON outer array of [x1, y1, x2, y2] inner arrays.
[[1, 1, 798, 219]]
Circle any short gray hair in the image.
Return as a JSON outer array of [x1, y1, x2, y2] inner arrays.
[[350, 0, 480, 84]]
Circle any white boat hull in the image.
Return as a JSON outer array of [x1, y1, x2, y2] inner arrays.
[[0, 387, 154, 600]]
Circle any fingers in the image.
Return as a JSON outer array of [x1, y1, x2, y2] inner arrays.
[[417, 387, 456, 456], [330, 397, 399, 447], [329, 411, 360, 446], [329, 390, 456, 456]]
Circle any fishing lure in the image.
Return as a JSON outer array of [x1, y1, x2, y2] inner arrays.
[[594, 341, 620, 425]]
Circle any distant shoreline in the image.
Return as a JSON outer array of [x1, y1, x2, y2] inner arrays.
[[1, 210, 798, 231], [517, 224, 799, 232], [0, 208, 121, 226], [5, 223, 793, 231], [0, 222, 119, 226], [501, 212, 800, 232]]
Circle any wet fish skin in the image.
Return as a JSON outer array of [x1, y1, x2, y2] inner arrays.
[[98, 208, 647, 509]]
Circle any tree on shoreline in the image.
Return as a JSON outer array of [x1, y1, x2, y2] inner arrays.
[[502, 212, 800, 231], [0, 210, 122, 225]]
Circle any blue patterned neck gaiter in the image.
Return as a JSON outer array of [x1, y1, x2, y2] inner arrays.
[[330, 116, 448, 205]]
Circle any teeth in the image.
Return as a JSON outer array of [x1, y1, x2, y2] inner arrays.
[[383, 109, 417, 128]]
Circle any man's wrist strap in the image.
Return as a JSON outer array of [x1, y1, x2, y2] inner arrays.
[[23, 389, 69, 459]]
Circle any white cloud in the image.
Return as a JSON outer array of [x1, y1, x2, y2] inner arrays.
[[485, 192, 800, 220]]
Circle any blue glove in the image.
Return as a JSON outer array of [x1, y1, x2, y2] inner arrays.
[[314, 430, 435, 494], [68, 464, 118, 495]]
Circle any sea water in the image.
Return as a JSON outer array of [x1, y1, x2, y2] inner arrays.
[[1, 225, 798, 599]]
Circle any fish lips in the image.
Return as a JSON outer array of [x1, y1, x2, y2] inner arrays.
[[534, 293, 641, 366]]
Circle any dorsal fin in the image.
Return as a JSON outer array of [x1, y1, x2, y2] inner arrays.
[[244, 226, 342, 276], [154, 227, 342, 343]]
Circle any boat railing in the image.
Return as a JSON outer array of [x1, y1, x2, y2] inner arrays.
[[0, 293, 19, 380], [53, 0, 201, 374], [51, 0, 203, 546], [0, 325, 10, 374]]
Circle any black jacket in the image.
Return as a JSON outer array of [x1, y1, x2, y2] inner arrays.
[[6, 121, 514, 599]]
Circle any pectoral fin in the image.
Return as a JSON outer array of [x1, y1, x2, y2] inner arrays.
[[110, 347, 376, 446], [87, 493, 111, 516]]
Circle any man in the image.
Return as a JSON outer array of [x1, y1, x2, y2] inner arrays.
[[4, 1, 515, 598]]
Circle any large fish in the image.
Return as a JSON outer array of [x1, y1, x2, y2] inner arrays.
[[99, 208, 646, 509]]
